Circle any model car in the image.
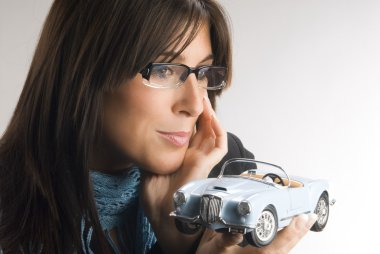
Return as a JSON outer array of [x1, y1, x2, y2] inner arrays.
[[170, 158, 335, 248]]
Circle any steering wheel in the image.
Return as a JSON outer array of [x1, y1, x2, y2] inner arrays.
[[262, 173, 285, 186]]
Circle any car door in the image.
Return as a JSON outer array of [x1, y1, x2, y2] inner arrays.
[[287, 186, 310, 215]]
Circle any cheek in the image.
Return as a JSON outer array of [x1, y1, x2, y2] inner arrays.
[[103, 83, 188, 173]]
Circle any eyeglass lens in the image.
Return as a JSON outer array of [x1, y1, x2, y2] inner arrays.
[[148, 64, 226, 89]]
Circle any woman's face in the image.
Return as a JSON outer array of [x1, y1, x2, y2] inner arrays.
[[99, 25, 212, 174]]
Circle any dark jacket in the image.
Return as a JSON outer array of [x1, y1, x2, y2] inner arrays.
[[208, 132, 255, 177]]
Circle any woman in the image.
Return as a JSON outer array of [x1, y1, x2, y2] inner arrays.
[[0, 0, 316, 253]]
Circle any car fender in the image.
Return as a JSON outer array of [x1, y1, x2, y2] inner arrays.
[[243, 189, 288, 229], [306, 180, 329, 210]]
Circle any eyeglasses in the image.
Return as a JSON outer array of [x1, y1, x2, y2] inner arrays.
[[139, 63, 227, 90]]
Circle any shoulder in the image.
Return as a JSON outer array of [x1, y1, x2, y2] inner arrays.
[[226, 132, 254, 158], [208, 132, 255, 177]]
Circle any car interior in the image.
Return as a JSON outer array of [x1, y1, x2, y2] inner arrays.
[[239, 171, 304, 188]]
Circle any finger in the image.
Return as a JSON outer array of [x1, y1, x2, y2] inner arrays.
[[189, 98, 215, 148], [199, 136, 215, 153], [196, 96, 215, 136], [295, 213, 318, 229], [210, 115, 227, 152], [203, 94, 216, 119], [189, 123, 213, 149], [193, 116, 227, 155], [264, 213, 318, 252], [217, 233, 244, 249], [191, 103, 226, 156], [188, 128, 205, 148]]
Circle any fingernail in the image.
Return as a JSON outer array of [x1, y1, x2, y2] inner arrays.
[[308, 213, 318, 226], [204, 96, 216, 118], [213, 113, 218, 120], [294, 214, 309, 229], [204, 95, 212, 106], [299, 214, 308, 223]]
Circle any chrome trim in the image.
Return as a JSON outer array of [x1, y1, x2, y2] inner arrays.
[[200, 195, 223, 224], [219, 218, 255, 231], [227, 175, 286, 189], [229, 227, 247, 234], [169, 212, 200, 223], [280, 211, 311, 221], [316, 197, 329, 225], [219, 158, 291, 188]]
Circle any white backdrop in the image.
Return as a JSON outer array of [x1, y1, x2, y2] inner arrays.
[[217, 0, 380, 253], [1, 0, 380, 253]]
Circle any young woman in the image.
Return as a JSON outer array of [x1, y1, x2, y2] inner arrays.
[[0, 0, 316, 253]]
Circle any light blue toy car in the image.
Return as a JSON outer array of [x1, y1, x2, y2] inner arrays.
[[170, 158, 335, 247]]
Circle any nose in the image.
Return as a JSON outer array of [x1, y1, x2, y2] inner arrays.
[[172, 73, 204, 117]]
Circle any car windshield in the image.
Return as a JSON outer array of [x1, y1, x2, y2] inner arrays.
[[219, 158, 291, 188]]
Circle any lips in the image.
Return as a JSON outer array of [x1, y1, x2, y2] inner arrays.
[[157, 131, 191, 147]]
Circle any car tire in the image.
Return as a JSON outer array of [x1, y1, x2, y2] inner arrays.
[[311, 192, 329, 232], [174, 219, 201, 235], [245, 205, 278, 248]]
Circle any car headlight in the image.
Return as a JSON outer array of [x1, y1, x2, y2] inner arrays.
[[173, 191, 187, 207], [237, 201, 251, 216]]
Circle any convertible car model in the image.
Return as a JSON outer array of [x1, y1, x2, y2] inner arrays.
[[170, 158, 334, 247]]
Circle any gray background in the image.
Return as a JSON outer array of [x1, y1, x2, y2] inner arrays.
[[1, 0, 380, 253]]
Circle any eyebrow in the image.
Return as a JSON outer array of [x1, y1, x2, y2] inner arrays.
[[159, 52, 214, 65]]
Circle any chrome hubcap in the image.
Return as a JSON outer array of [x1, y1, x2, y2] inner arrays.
[[316, 198, 328, 225], [255, 210, 276, 242]]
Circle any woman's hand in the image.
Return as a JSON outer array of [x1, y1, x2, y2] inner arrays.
[[196, 213, 318, 254], [141, 95, 228, 253], [141, 94, 317, 254]]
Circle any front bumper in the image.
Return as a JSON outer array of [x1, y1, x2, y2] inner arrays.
[[169, 211, 256, 234]]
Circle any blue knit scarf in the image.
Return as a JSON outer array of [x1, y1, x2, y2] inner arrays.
[[86, 166, 156, 254]]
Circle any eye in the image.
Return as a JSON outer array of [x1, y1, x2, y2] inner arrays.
[[152, 65, 175, 79], [198, 68, 209, 81]]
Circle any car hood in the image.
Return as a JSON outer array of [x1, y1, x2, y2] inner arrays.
[[201, 177, 272, 197]]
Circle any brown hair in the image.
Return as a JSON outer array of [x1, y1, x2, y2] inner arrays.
[[0, 0, 232, 253]]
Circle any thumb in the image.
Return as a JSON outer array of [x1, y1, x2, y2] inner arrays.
[[265, 213, 318, 253], [197, 229, 243, 254], [218, 233, 244, 248]]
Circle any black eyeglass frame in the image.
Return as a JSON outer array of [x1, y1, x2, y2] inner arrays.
[[139, 63, 227, 90]]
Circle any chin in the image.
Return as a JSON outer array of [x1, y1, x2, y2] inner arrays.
[[141, 153, 185, 175]]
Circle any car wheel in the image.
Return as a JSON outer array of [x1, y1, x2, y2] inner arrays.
[[311, 192, 329, 232], [245, 205, 278, 248], [174, 219, 201, 235]]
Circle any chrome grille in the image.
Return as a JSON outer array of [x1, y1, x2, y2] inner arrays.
[[200, 195, 222, 223]]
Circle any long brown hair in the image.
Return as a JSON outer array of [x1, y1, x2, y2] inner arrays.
[[0, 0, 232, 253]]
